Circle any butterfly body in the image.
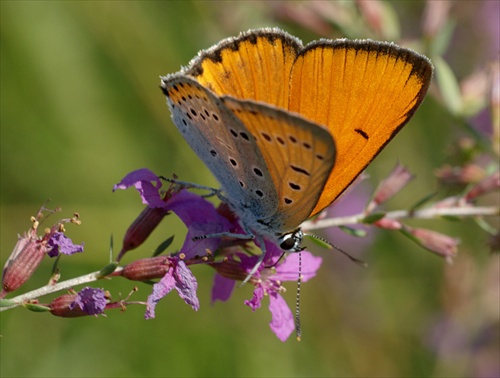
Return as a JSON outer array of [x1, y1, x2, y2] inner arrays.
[[161, 27, 432, 261]]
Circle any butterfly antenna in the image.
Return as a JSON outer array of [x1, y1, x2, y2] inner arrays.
[[294, 251, 302, 342], [304, 233, 368, 267]]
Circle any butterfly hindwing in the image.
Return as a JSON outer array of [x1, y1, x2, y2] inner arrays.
[[222, 96, 336, 232]]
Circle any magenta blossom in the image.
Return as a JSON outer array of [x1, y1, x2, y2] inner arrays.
[[211, 241, 322, 341], [145, 258, 199, 319]]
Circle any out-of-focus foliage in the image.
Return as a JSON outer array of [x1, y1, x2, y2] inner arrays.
[[1, 1, 498, 377]]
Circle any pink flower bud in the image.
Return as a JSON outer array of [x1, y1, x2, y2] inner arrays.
[[374, 217, 403, 230], [465, 171, 500, 201], [367, 164, 413, 211], [406, 226, 459, 263]]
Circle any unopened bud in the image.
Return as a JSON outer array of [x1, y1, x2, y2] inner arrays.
[[121, 256, 172, 281], [1, 237, 46, 295], [50, 287, 107, 317], [404, 226, 459, 263], [210, 258, 259, 284], [367, 164, 413, 212], [118, 206, 170, 261], [465, 171, 500, 201]]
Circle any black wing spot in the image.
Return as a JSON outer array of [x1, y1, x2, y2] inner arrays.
[[284, 198, 293, 204], [316, 154, 324, 161], [204, 109, 210, 117], [289, 182, 301, 190], [186, 112, 192, 120], [288, 135, 297, 143], [255, 189, 264, 197], [190, 108, 197, 117], [303, 142, 311, 149], [253, 167, 263, 177], [230, 129, 238, 137], [210, 149, 217, 157], [229, 158, 237, 166], [355, 128, 369, 140], [239, 181, 244, 187], [276, 136, 285, 145], [182, 119, 187, 126], [261, 132, 272, 142], [213, 114, 220, 121], [291, 165, 310, 176], [240, 132, 250, 141]]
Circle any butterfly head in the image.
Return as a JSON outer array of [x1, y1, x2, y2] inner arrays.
[[277, 229, 305, 252]]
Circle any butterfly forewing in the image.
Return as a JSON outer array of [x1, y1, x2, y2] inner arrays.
[[222, 97, 336, 232], [289, 40, 433, 216], [186, 28, 302, 109], [161, 74, 279, 219]]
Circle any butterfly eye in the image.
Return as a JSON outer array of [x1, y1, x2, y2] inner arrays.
[[278, 229, 304, 252]]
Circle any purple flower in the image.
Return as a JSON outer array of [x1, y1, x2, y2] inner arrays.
[[69, 287, 107, 315], [47, 232, 84, 257], [113, 168, 166, 208], [145, 258, 199, 319], [211, 241, 322, 341], [114, 169, 236, 260]]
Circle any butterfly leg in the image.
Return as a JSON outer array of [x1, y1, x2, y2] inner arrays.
[[239, 234, 267, 286], [161, 177, 220, 197]]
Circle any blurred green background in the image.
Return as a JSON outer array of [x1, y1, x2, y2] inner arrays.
[[1, 1, 498, 377]]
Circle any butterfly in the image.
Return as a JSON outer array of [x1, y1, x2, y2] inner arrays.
[[160, 27, 432, 278]]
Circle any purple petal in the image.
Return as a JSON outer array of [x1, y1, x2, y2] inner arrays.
[[173, 260, 199, 311], [166, 190, 234, 259], [70, 287, 107, 315], [275, 251, 322, 283], [113, 169, 165, 208], [244, 286, 264, 311], [268, 291, 294, 342], [211, 273, 235, 303], [47, 232, 84, 257], [145, 267, 175, 319]]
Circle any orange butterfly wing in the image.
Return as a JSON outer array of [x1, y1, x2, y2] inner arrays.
[[288, 40, 432, 217]]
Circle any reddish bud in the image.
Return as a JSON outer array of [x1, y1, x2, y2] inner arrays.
[[406, 226, 459, 263], [435, 164, 485, 185], [374, 217, 403, 230], [118, 206, 169, 261], [1, 236, 47, 295], [121, 256, 172, 281], [210, 258, 259, 284], [49, 294, 88, 317], [367, 164, 413, 212], [422, 0, 451, 38], [465, 171, 500, 201]]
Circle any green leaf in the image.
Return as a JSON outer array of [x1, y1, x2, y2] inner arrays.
[[362, 212, 386, 224], [24, 303, 51, 312], [304, 234, 333, 249], [97, 262, 118, 278], [434, 56, 463, 116], [338, 226, 367, 237], [410, 192, 438, 211], [153, 235, 175, 257]]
